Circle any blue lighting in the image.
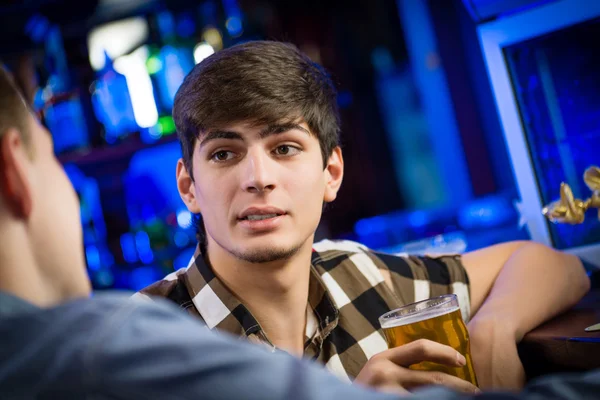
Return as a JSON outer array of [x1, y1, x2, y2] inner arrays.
[[177, 209, 193, 229], [125, 141, 183, 228], [407, 210, 430, 229], [457, 195, 516, 230], [92, 53, 138, 143], [223, 0, 243, 37], [25, 14, 50, 43], [173, 247, 196, 270], [176, 13, 196, 38], [45, 95, 89, 154], [85, 245, 101, 271], [120, 233, 138, 263], [226, 16, 243, 37], [94, 268, 114, 288], [141, 126, 162, 144], [157, 11, 176, 38], [337, 91, 353, 109], [355, 216, 386, 237], [135, 231, 154, 264], [154, 46, 194, 110], [129, 266, 161, 291], [174, 231, 190, 248]]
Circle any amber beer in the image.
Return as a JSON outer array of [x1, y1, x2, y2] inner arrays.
[[379, 294, 478, 386]]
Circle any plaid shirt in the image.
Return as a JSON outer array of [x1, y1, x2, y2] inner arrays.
[[138, 239, 471, 381]]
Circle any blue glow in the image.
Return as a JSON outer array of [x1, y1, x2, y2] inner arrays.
[[140, 126, 161, 144], [457, 195, 515, 230], [396, 0, 473, 207], [46, 96, 89, 154], [120, 233, 138, 263], [100, 246, 115, 268], [64, 164, 108, 248], [177, 209, 193, 229], [154, 46, 194, 110], [125, 141, 184, 227], [174, 231, 190, 248], [223, 0, 244, 37], [157, 11, 176, 38], [337, 91, 353, 109], [94, 269, 114, 288], [200, 2, 218, 26], [501, 14, 600, 249], [177, 13, 196, 38], [129, 267, 161, 291], [355, 216, 386, 236], [135, 231, 154, 264], [25, 14, 50, 43], [92, 54, 137, 142], [173, 247, 196, 270], [63, 163, 86, 188], [226, 16, 243, 37], [141, 204, 158, 223], [85, 245, 101, 271], [407, 210, 429, 228]]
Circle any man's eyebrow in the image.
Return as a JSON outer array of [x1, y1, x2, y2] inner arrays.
[[259, 123, 311, 138], [198, 130, 244, 148]]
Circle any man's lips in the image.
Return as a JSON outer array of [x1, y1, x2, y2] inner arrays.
[[238, 206, 287, 220]]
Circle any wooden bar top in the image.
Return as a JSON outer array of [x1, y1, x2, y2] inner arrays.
[[518, 288, 600, 380]]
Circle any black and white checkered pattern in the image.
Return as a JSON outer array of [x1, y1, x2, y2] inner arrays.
[[139, 239, 471, 381]]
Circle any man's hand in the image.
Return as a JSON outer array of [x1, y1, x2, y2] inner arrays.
[[463, 242, 589, 390], [354, 339, 480, 395]]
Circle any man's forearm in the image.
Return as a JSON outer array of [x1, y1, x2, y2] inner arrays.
[[469, 242, 590, 341]]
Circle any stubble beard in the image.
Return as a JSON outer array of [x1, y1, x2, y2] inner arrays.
[[229, 243, 303, 264]]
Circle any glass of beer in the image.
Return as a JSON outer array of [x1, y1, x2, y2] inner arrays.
[[378, 294, 478, 386]]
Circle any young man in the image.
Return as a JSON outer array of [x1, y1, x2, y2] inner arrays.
[[1, 57, 598, 400], [140, 40, 591, 393], [0, 64, 400, 399]]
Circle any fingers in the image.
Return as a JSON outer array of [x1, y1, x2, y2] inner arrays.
[[355, 357, 480, 395], [400, 369, 480, 394], [355, 339, 479, 394], [383, 339, 467, 368]]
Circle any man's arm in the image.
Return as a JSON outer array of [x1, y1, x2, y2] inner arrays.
[[87, 295, 400, 400], [461, 241, 590, 389]]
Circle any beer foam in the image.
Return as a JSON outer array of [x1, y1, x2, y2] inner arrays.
[[380, 305, 459, 329]]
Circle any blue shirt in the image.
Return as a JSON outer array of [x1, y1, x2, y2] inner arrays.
[[0, 290, 597, 399], [0, 291, 397, 399]]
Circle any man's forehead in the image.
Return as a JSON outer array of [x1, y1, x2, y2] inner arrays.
[[199, 118, 310, 136]]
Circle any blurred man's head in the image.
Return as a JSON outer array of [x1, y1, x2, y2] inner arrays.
[[0, 66, 90, 305], [173, 41, 344, 263]]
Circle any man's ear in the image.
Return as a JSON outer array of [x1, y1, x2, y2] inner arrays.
[[323, 146, 344, 203], [176, 158, 201, 213], [0, 128, 33, 219]]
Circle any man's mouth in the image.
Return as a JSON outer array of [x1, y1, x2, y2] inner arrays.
[[238, 207, 286, 221], [241, 214, 281, 221]]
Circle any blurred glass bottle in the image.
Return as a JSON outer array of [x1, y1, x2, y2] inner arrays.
[[91, 52, 138, 144]]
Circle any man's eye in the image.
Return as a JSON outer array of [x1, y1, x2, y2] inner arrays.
[[274, 145, 300, 156], [211, 150, 235, 161]]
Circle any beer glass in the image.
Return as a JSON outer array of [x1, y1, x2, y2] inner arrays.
[[378, 294, 478, 386]]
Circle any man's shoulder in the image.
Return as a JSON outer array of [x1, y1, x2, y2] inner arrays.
[[312, 238, 408, 268], [312, 239, 371, 257], [137, 267, 193, 305]]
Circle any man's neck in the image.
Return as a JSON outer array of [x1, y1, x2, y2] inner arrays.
[[206, 239, 315, 356], [0, 225, 60, 307]]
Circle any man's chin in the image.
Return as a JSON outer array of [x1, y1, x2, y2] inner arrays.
[[231, 245, 301, 264]]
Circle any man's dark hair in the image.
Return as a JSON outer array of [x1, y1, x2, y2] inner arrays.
[[172, 41, 341, 250], [0, 66, 31, 147]]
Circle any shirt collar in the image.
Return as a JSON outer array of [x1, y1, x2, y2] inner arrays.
[[0, 291, 38, 318], [185, 246, 339, 348]]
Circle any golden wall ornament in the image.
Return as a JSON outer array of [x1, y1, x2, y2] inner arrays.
[[542, 166, 600, 224]]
